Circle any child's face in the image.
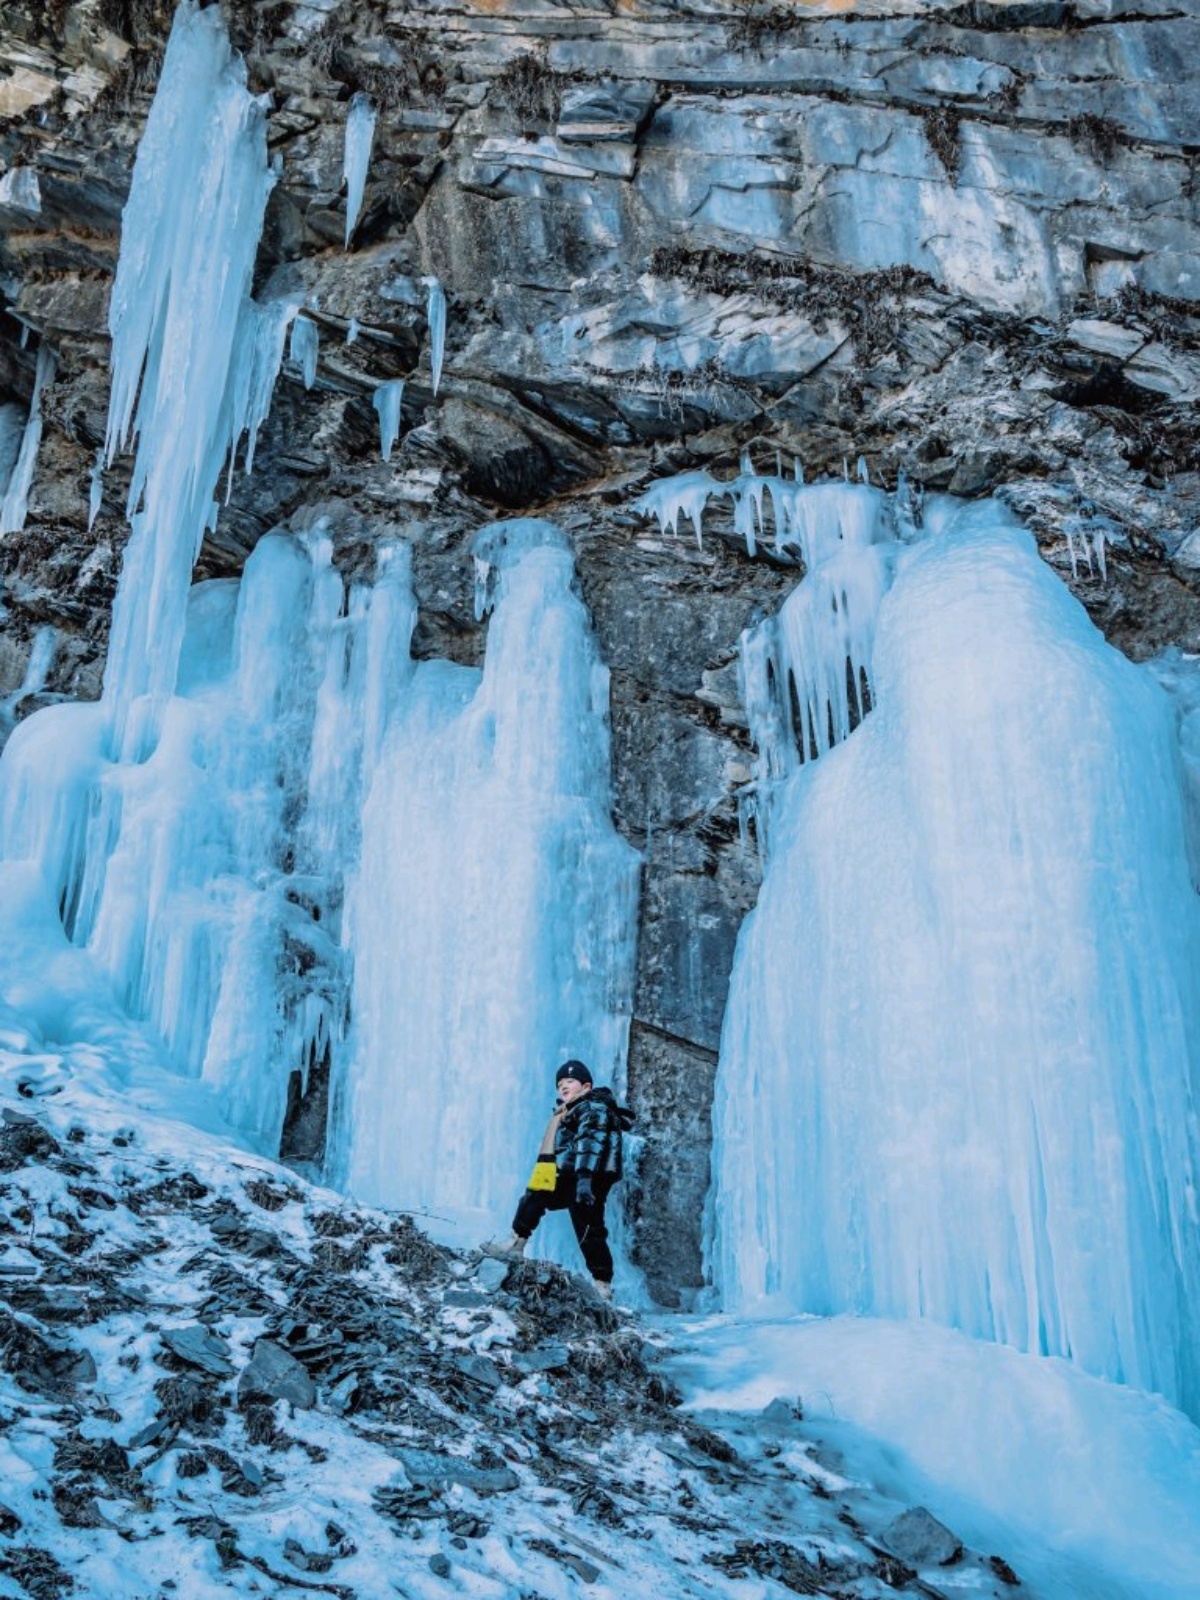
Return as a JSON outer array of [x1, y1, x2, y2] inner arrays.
[[556, 1077, 590, 1107]]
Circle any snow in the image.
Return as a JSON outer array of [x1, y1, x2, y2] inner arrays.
[[342, 91, 376, 246], [372, 376, 404, 460], [424, 275, 447, 395], [709, 496, 1200, 1421], [671, 1314, 1200, 1600], [0, 343, 55, 535]]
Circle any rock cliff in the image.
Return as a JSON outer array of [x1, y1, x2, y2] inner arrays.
[[2, 0, 1198, 1301]]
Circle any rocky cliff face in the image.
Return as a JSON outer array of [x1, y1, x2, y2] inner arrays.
[[2, 0, 1199, 1302]]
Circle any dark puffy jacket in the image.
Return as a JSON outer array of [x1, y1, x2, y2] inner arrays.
[[555, 1087, 634, 1182]]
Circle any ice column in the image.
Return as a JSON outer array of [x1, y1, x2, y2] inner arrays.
[[342, 93, 377, 247], [101, 0, 276, 758], [331, 520, 640, 1229], [710, 497, 1200, 1419]]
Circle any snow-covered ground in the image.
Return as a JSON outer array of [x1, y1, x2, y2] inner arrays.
[[0, 1054, 1036, 1600], [669, 1315, 1200, 1600]]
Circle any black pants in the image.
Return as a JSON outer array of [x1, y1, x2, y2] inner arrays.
[[512, 1172, 615, 1283]]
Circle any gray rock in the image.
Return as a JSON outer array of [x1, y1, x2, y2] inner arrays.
[[396, 1448, 519, 1496], [453, 1353, 504, 1391], [237, 1339, 316, 1410], [161, 1325, 234, 1378], [472, 1257, 510, 1293], [428, 1553, 452, 1578], [511, 1342, 570, 1374], [881, 1506, 964, 1568]]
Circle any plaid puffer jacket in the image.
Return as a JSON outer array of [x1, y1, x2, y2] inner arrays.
[[555, 1087, 633, 1181]]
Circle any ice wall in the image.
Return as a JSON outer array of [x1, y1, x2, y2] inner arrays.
[[330, 520, 640, 1227], [100, 0, 277, 758], [709, 494, 1200, 1417]]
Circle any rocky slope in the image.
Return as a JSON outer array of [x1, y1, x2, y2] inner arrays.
[[0, 1073, 1025, 1600], [1, 0, 1199, 1299]]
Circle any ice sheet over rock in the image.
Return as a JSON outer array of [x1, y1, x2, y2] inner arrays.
[[710, 497, 1200, 1419]]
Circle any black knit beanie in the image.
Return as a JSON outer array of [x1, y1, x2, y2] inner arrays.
[[556, 1060, 593, 1087]]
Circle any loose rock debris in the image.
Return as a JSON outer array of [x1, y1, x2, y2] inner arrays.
[[0, 1092, 1023, 1599]]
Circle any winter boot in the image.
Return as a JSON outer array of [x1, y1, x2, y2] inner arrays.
[[592, 1279, 613, 1301], [481, 1232, 527, 1260]]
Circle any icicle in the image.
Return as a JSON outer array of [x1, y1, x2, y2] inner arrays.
[[224, 298, 296, 481], [0, 343, 55, 536], [372, 379, 404, 462], [88, 449, 104, 530], [423, 276, 446, 396], [632, 470, 719, 546], [342, 92, 377, 248], [290, 315, 319, 390], [346, 317, 360, 345]]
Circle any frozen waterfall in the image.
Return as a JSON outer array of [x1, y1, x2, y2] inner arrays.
[[329, 520, 641, 1229], [0, 1, 638, 1260], [708, 489, 1200, 1418]]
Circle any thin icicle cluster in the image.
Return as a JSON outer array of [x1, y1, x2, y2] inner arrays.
[[100, 0, 281, 758], [0, 344, 55, 536]]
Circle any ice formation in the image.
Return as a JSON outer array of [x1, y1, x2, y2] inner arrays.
[[330, 519, 640, 1225], [290, 315, 319, 391], [0, 343, 55, 536], [342, 93, 377, 247], [633, 458, 880, 563], [709, 491, 1200, 1418], [372, 378, 404, 461], [424, 276, 446, 395], [100, 0, 277, 756], [0, 2, 637, 1251]]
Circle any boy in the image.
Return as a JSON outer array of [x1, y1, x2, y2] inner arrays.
[[485, 1060, 631, 1297]]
